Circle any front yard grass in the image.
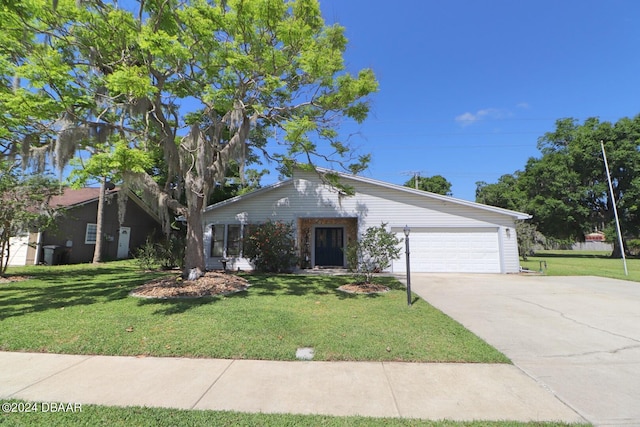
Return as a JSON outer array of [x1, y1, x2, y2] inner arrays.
[[0, 261, 507, 363], [0, 400, 590, 427], [521, 250, 640, 282]]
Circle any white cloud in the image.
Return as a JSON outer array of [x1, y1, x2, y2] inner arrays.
[[455, 112, 479, 126], [455, 108, 512, 127]]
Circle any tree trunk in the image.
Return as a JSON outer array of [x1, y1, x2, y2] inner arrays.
[[611, 238, 626, 259], [92, 177, 106, 264], [182, 191, 205, 279], [0, 224, 9, 276]]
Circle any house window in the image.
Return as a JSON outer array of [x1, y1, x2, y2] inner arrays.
[[210, 225, 224, 257], [227, 225, 241, 256], [85, 223, 98, 244], [210, 224, 246, 257]]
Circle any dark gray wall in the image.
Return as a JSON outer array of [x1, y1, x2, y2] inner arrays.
[[41, 193, 162, 264]]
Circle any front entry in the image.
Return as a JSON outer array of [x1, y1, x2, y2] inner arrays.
[[314, 227, 344, 267]]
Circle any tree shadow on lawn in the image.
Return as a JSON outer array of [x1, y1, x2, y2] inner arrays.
[[134, 290, 250, 315], [0, 266, 162, 320], [132, 274, 406, 316], [247, 274, 342, 297], [245, 273, 405, 300], [132, 274, 333, 316]]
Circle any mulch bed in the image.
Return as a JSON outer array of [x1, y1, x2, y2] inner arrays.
[[337, 283, 390, 294], [0, 275, 32, 284], [130, 271, 250, 299]]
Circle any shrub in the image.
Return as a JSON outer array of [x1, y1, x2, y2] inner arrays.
[[347, 223, 402, 284], [135, 234, 184, 271], [516, 221, 540, 260], [244, 220, 298, 273], [627, 239, 640, 256]]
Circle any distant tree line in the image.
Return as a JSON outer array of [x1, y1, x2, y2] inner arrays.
[[476, 115, 640, 257], [404, 175, 452, 196]]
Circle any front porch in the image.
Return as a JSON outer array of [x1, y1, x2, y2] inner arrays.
[[297, 217, 358, 269]]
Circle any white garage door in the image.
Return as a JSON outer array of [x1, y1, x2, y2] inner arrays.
[[392, 227, 501, 273]]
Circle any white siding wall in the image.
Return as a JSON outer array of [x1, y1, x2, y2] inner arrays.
[[7, 234, 30, 266], [502, 225, 521, 273], [202, 170, 522, 272]]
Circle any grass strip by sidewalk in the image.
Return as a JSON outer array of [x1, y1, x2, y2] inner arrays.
[[0, 400, 591, 427], [0, 261, 507, 363]]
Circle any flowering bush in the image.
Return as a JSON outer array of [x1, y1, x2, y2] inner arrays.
[[346, 223, 402, 284], [244, 220, 298, 273]]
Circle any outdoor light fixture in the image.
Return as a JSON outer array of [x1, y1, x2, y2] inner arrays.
[[404, 225, 412, 306]]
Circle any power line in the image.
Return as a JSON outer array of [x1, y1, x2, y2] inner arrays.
[[341, 131, 547, 138], [400, 170, 425, 189], [373, 143, 535, 150]]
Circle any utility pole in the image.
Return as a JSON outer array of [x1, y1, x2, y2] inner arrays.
[[401, 170, 424, 189], [601, 141, 628, 276]]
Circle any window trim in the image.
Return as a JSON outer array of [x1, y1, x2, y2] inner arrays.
[[85, 223, 97, 244]]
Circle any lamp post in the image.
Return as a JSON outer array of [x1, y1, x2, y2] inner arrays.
[[404, 225, 412, 306]]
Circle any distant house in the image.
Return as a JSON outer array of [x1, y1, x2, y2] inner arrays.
[[201, 168, 531, 273], [572, 231, 613, 252], [8, 187, 162, 266], [585, 231, 606, 242]]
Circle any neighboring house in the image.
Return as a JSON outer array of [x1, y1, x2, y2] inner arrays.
[[572, 231, 613, 252], [8, 187, 162, 266], [202, 168, 531, 274], [6, 232, 34, 266]]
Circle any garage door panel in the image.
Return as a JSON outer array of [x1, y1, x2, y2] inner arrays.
[[392, 228, 500, 273]]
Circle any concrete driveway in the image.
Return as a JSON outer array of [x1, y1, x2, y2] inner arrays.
[[408, 273, 640, 427]]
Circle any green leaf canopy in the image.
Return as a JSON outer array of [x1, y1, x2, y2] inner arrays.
[[1, 0, 378, 275]]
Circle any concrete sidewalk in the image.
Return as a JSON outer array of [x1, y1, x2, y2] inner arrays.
[[0, 351, 585, 422]]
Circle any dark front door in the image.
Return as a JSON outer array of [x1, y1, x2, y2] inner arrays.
[[315, 227, 344, 267]]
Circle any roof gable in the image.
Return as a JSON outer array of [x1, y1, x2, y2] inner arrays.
[[316, 168, 531, 220], [49, 187, 161, 224], [204, 179, 293, 212], [48, 188, 104, 208], [204, 168, 531, 220]]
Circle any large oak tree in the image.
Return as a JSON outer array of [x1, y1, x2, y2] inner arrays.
[[1, 0, 378, 277], [476, 116, 640, 256]]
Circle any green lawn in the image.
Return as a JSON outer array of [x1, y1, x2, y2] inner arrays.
[[0, 261, 507, 363], [0, 400, 590, 427], [1, 262, 594, 427], [521, 250, 640, 282]]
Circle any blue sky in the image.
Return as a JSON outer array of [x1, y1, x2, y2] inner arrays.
[[270, 0, 640, 201]]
